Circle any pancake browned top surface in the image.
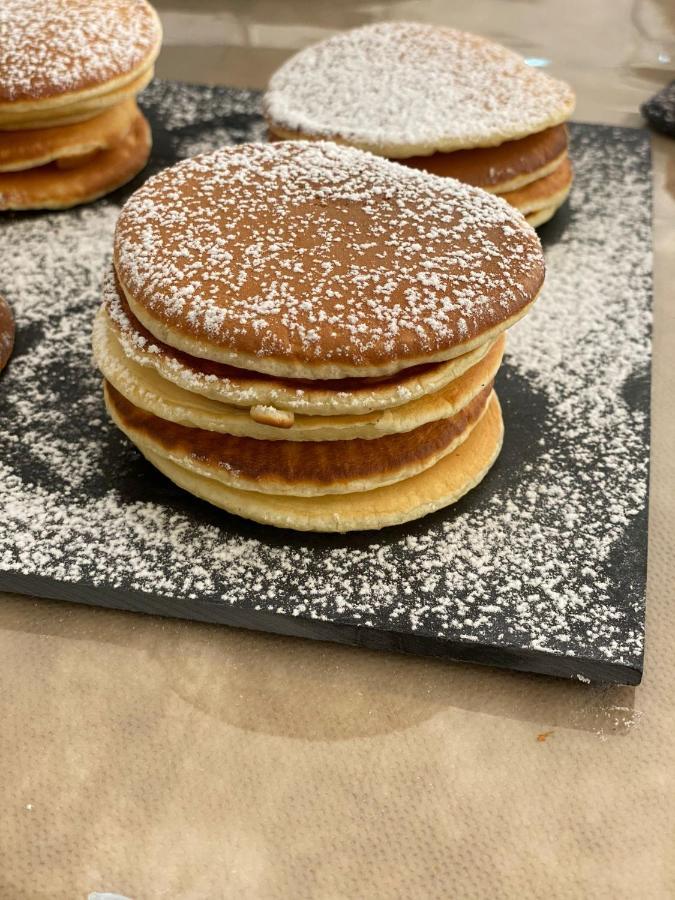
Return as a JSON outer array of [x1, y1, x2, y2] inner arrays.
[[114, 141, 544, 376], [0, 0, 161, 105], [264, 23, 575, 156]]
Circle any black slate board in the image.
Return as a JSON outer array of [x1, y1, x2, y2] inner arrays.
[[0, 81, 652, 685]]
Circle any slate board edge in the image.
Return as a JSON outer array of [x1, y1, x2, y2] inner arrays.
[[0, 572, 641, 685]]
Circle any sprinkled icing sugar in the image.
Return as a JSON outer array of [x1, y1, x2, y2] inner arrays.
[[0, 0, 161, 103], [264, 23, 575, 155], [0, 84, 650, 681], [141, 80, 263, 134], [114, 140, 544, 372]]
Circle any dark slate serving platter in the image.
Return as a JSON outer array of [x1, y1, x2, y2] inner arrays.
[[0, 81, 652, 684]]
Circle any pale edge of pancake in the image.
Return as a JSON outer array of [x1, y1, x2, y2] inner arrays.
[[487, 149, 568, 195], [0, 66, 155, 131], [135, 391, 504, 532], [104, 378, 492, 496], [523, 184, 573, 223], [506, 165, 573, 215], [119, 275, 540, 380], [94, 305, 505, 441], [100, 303, 498, 416], [266, 100, 575, 156]]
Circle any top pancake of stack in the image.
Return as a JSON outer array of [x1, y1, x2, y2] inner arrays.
[[113, 141, 544, 381], [0, 0, 162, 130], [263, 22, 575, 158]]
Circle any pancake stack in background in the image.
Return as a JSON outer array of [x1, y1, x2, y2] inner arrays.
[[0, 0, 161, 211], [94, 141, 545, 533], [264, 23, 575, 228]]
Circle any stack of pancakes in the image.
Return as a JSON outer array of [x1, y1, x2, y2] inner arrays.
[[264, 23, 575, 228], [0, 0, 161, 211], [94, 142, 545, 532]]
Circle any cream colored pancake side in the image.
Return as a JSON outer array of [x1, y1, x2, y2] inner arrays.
[[121, 275, 537, 380], [94, 306, 505, 440], [269, 118, 572, 162], [526, 203, 560, 227], [483, 151, 568, 194], [0, 65, 155, 131], [104, 379, 491, 496], [498, 157, 573, 215], [0, 112, 150, 210], [103, 288, 499, 415], [139, 391, 504, 532], [0, 99, 140, 172], [511, 181, 571, 217]]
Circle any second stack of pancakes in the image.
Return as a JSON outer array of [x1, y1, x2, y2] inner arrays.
[[0, 0, 162, 210], [94, 141, 545, 532], [264, 23, 575, 228]]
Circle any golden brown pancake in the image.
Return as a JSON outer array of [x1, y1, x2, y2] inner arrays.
[[114, 141, 544, 380], [0, 111, 151, 210], [0, 0, 161, 130], [0, 295, 15, 373], [101, 268, 500, 416], [94, 304, 505, 440], [400, 125, 569, 192], [500, 156, 573, 215], [136, 391, 504, 532], [105, 379, 493, 495], [0, 99, 140, 172], [263, 24, 575, 156]]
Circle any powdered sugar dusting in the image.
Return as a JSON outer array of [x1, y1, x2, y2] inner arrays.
[[0, 0, 160, 103], [264, 23, 575, 155], [114, 140, 543, 372], [0, 84, 650, 683]]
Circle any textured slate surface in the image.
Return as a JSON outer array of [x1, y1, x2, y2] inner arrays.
[[0, 81, 652, 684]]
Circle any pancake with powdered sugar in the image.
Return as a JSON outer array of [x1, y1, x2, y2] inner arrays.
[[0, 0, 161, 130], [113, 140, 544, 380], [264, 23, 575, 157]]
